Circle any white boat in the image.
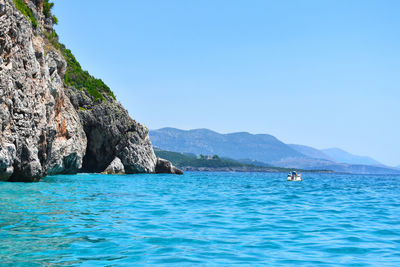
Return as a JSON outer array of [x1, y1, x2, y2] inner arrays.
[[287, 171, 302, 181]]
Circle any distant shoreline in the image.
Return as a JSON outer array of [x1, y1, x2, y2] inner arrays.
[[180, 166, 334, 173]]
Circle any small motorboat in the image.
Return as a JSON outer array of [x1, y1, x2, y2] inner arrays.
[[287, 171, 302, 181]]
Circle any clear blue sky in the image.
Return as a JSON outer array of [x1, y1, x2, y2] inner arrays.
[[53, 0, 399, 166]]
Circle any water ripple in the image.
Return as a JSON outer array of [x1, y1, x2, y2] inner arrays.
[[0, 172, 400, 266]]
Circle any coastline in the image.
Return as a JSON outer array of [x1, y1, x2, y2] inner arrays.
[[180, 166, 334, 173]]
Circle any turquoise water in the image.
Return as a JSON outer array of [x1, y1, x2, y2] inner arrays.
[[0, 172, 400, 266]]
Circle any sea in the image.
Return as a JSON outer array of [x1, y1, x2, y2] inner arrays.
[[0, 172, 399, 266]]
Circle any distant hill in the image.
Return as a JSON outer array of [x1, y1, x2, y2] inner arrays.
[[150, 128, 400, 175], [288, 144, 334, 161], [154, 149, 325, 173], [322, 148, 382, 166], [150, 128, 306, 163], [154, 148, 250, 169]]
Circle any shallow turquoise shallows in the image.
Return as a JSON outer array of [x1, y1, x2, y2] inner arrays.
[[1, 172, 400, 266]]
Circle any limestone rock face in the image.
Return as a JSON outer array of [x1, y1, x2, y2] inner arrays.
[[0, 0, 180, 181], [66, 87, 158, 174], [0, 0, 86, 181], [0, 143, 15, 181], [102, 157, 125, 174], [155, 158, 183, 175]]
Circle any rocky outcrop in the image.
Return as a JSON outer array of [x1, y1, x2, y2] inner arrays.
[[0, 0, 181, 181], [0, 0, 86, 181], [65, 87, 158, 174], [155, 158, 183, 175], [102, 157, 125, 174]]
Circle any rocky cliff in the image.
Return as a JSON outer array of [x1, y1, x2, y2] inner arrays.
[[0, 0, 181, 182]]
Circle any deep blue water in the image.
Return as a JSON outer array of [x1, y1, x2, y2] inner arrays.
[[1, 172, 400, 266]]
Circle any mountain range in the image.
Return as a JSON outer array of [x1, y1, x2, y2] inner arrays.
[[321, 148, 382, 166], [153, 148, 315, 173], [150, 128, 400, 174]]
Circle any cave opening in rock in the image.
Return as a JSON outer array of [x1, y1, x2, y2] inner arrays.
[[80, 127, 116, 173]]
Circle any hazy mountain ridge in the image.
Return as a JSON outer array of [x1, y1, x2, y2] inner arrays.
[[322, 148, 382, 166], [154, 148, 329, 173], [150, 128, 306, 163], [288, 144, 334, 161], [150, 128, 400, 174]]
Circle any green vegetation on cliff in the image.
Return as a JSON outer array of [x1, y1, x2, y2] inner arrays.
[[46, 10, 115, 101], [43, 0, 53, 18], [14, 0, 115, 102], [12, 0, 38, 28], [43, 0, 58, 25], [62, 48, 115, 101]]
